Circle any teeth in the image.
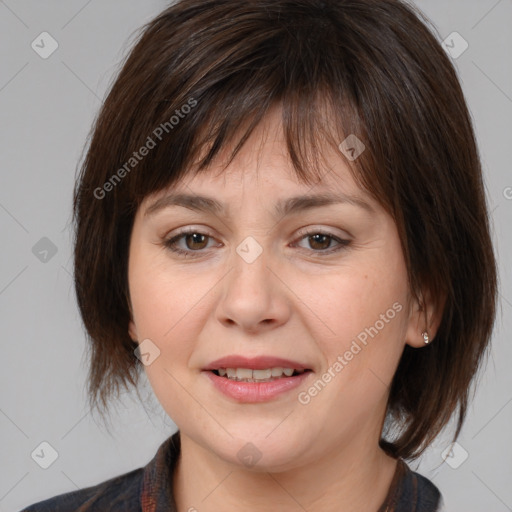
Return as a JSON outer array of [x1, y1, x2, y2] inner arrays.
[[271, 367, 284, 377], [215, 367, 305, 381], [237, 368, 253, 380], [253, 369, 272, 379]]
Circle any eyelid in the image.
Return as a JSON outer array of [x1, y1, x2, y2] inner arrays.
[[294, 225, 351, 240], [291, 228, 351, 253], [165, 224, 351, 241], [163, 225, 352, 258]]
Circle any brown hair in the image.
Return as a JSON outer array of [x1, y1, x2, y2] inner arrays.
[[73, 0, 497, 459]]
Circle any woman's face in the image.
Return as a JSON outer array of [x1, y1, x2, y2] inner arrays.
[[128, 109, 426, 471]]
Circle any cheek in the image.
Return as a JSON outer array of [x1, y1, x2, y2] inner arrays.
[[292, 265, 409, 434], [299, 260, 408, 346], [128, 248, 222, 390], [128, 255, 209, 423], [297, 246, 410, 384], [129, 249, 207, 336]]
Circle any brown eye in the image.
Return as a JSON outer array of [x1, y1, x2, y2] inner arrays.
[[164, 230, 218, 257], [184, 233, 209, 250], [164, 229, 349, 258], [294, 230, 351, 255], [307, 234, 333, 251]]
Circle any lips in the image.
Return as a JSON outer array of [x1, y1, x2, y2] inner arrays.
[[204, 367, 312, 402], [201, 355, 314, 402], [202, 355, 312, 372]]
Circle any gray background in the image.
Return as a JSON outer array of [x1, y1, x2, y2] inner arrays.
[[0, 1, 510, 511]]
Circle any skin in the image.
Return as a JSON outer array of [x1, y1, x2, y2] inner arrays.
[[127, 107, 442, 511]]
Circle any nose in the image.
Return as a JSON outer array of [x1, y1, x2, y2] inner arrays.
[[215, 243, 291, 334]]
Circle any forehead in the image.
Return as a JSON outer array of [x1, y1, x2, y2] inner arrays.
[[141, 106, 371, 211], [141, 154, 373, 223], [141, 165, 378, 227]]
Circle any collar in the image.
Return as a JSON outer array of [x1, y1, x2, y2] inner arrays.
[[141, 430, 181, 512], [140, 431, 439, 512]]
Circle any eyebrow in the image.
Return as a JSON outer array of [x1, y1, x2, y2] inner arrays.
[[144, 192, 375, 218]]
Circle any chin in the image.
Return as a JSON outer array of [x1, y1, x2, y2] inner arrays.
[[211, 427, 311, 472]]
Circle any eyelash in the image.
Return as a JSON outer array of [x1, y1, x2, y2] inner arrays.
[[163, 228, 351, 258]]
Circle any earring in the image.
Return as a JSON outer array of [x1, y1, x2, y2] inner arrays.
[[421, 331, 429, 344]]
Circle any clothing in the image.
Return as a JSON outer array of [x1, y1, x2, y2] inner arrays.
[[21, 431, 443, 511]]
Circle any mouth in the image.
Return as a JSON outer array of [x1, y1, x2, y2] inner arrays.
[[209, 367, 312, 383], [202, 356, 314, 402], [202, 355, 314, 402]]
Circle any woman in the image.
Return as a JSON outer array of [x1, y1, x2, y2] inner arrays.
[[22, 0, 497, 510]]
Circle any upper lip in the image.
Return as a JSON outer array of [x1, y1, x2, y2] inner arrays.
[[203, 355, 312, 371]]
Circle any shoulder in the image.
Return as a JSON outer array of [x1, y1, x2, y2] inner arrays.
[[381, 458, 443, 512], [19, 467, 143, 512], [402, 460, 443, 512], [411, 469, 443, 512], [19, 431, 181, 512]]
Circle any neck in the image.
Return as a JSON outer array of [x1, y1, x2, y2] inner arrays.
[[172, 430, 397, 512]]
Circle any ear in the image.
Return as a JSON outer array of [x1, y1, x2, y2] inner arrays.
[[128, 319, 138, 342], [127, 299, 138, 342], [405, 287, 445, 348], [126, 295, 139, 342]]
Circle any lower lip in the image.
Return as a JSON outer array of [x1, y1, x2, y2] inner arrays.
[[203, 370, 312, 403]]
